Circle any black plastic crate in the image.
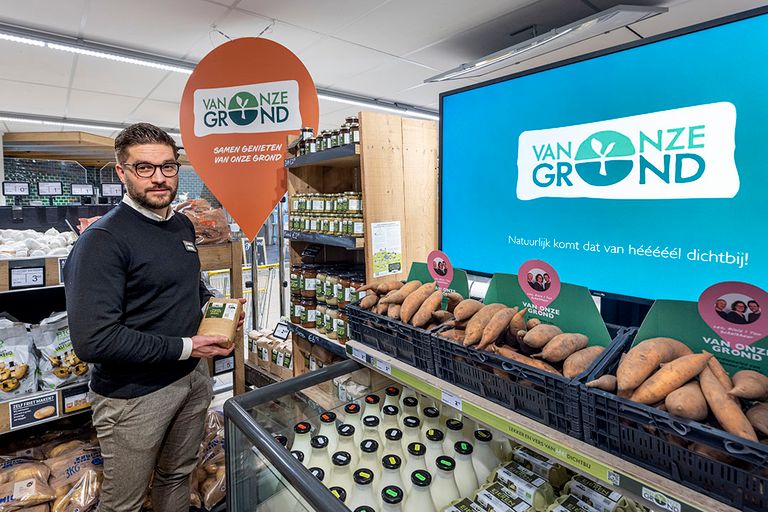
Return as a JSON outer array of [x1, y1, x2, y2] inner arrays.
[[347, 302, 435, 375], [581, 331, 768, 511], [431, 324, 627, 440]]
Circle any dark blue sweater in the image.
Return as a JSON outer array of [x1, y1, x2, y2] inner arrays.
[[64, 203, 212, 398]]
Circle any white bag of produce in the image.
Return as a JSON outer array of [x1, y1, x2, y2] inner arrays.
[[35, 312, 90, 389], [0, 318, 37, 399]]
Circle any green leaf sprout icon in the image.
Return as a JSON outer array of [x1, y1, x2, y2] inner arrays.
[[236, 94, 249, 116], [591, 137, 615, 176]]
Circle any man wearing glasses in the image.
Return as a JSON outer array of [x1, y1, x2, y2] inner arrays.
[[65, 123, 241, 512]]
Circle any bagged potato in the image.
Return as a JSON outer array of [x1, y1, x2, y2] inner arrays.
[[0, 319, 37, 400], [196, 411, 226, 510], [0, 460, 49, 486], [197, 298, 242, 348], [0, 476, 56, 511], [34, 313, 89, 389], [44, 449, 103, 495], [51, 469, 101, 512]]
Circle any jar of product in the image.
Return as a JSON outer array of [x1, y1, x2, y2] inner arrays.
[[302, 265, 318, 298], [297, 194, 307, 212], [301, 126, 314, 141], [320, 217, 330, 234], [352, 216, 364, 237], [314, 195, 326, 213], [316, 269, 327, 302], [323, 131, 332, 150], [326, 272, 339, 306], [350, 122, 360, 143], [327, 217, 337, 235], [326, 306, 339, 339], [309, 137, 317, 153], [331, 130, 340, 148], [309, 215, 318, 233], [349, 275, 364, 303], [298, 139, 306, 156], [335, 194, 346, 213], [340, 125, 351, 145], [337, 309, 349, 344], [291, 294, 303, 324], [316, 303, 327, 333], [338, 273, 352, 308], [290, 264, 302, 293], [322, 271, 334, 304], [346, 116, 359, 126], [300, 297, 317, 328], [291, 196, 299, 212]]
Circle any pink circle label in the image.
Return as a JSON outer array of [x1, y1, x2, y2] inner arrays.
[[698, 282, 767, 348], [518, 260, 561, 310], [428, 250, 454, 291]]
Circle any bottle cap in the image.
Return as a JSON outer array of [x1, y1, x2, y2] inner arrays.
[[308, 467, 324, 481], [474, 429, 493, 442], [426, 429, 444, 442], [319, 411, 337, 423], [290, 450, 304, 463], [331, 451, 351, 466], [403, 416, 421, 428], [407, 442, 426, 456], [310, 435, 328, 449], [411, 469, 432, 487], [353, 507, 374, 512], [385, 386, 400, 397], [363, 415, 380, 427], [381, 454, 402, 469], [294, 421, 312, 434], [337, 424, 355, 437], [360, 439, 379, 453], [423, 407, 440, 418], [272, 434, 288, 447], [382, 405, 399, 416], [381, 485, 404, 504], [329, 486, 347, 502], [353, 468, 374, 485], [436, 455, 456, 472], [446, 419, 464, 431], [455, 441, 473, 455], [344, 403, 361, 414], [403, 396, 419, 408], [385, 428, 402, 441], [365, 394, 381, 404]]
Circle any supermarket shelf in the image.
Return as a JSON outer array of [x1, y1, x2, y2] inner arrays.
[[243, 361, 341, 414], [0, 381, 91, 434], [345, 340, 737, 512], [284, 230, 363, 249], [287, 323, 348, 358], [284, 143, 359, 169], [244, 360, 282, 389]]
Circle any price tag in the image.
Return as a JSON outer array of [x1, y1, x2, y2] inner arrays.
[[10, 267, 45, 289], [213, 355, 235, 375], [272, 321, 291, 340], [374, 358, 391, 375], [58, 257, 67, 284], [351, 347, 367, 362], [441, 390, 463, 411]]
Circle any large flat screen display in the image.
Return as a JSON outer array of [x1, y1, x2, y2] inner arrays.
[[441, 8, 768, 301]]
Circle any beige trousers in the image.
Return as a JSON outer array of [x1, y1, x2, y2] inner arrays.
[[90, 359, 213, 512]]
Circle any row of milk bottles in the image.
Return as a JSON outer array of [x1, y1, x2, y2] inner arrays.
[[284, 385, 514, 512]]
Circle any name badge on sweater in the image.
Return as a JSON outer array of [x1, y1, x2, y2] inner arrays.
[[183, 241, 197, 253]]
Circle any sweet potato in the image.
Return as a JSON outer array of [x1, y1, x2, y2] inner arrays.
[[479, 307, 519, 348], [387, 304, 401, 320], [439, 329, 465, 344], [746, 403, 768, 436], [526, 318, 541, 330], [664, 381, 708, 421], [689, 442, 741, 465], [453, 299, 484, 321], [375, 302, 389, 315], [630, 353, 712, 405], [700, 367, 758, 441], [464, 303, 506, 346], [586, 375, 617, 392], [495, 346, 561, 375], [412, 290, 445, 327], [729, 370, 768, 400], [522, 324, 562, 349], [376, 280, 404, 294], [509, 308, 528, 331], [360, 294, 379, 310], [535, 333, 589, 363], [379, 280, 422, 305], [616, 337, 693, 392], [432, 310, 454, 323], [400, 282, 437, 323], [446, 292, 464, 313], [562, 346, 604, 378], [356, 283, 378, 293], [707, 357, 733, 392]]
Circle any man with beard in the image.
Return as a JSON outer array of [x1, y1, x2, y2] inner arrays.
[[65, 123, 241, 512]]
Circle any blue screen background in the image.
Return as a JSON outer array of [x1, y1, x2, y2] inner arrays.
[[441, 13, 768, 301]]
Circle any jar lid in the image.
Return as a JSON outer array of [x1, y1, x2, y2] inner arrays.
[[294, 422, 312, 434], [363, 415, 380, 427], [354, 507, 374, 512], [382, 405, 399, 416], [403, 396, 419, 408], [381, 454, 401, 469], [384, 428, 402, 441], [320, 411, 336, 423], [436, 455, 456, 472], [360, 439, 379, 453], [331, 451, 351, 466], [353, 468, 374, 485], [273, 434, 288, 447], [474, 429, 493, 442], [381, 485, 404, 504], [337, 424, 355, 437], [290, 450, 304, 462], [446, 419, 463, 431], [426, 428, 444, 442], [365, 394, 380, 405], [311, 435, 328, 449], [423, 407, 440, 418], [329, 486, 346, 502], [411, 469, 432, 487], [309, 467, 324, 481], [454, 441, 473, 455], [385, 386, 400, 397], [344, 403, 361, 415], [407, 442, 426, 456], [403, 416, 421, 428]]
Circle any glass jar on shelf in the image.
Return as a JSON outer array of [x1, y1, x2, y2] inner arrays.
[[337, 308, 349, 344], [349, 274, 365, 303], [316, 303, 327, 333], [331, 130, 340, 148], [290, 265, 302, 294], [326, 272, 339, 306], [340, 125, 351, 145], [308, 137, 317, 153], [316, 269, 327, 302], [300, 297, 317, 328], [326, 306, 339, 339], [297, 194, 307, 212], [352, 216, 364, 238], [338, 273, 352, 309], [347, 192, 362, 214], [290, 294, 303, 324], [301, 264, 318, 298]]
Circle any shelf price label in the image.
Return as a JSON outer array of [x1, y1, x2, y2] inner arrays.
[[351, 347, 367, 363], [374, 358, 391, 375], [273, 321, 291, 340], [441, 390, 463, 411], [10, 267, 44, 289]]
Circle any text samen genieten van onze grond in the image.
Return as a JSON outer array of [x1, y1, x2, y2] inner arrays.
[[212, 144, 283, 164], [508, 236, 749, 269]]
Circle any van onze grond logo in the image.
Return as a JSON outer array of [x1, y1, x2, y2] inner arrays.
[[193, 80, 302, 137], [516, 102, 740, 200]]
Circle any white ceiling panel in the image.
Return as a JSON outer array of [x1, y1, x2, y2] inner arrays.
[[336, 0, 538, 56], [341, 60, 438, 101], [70, 57, 168, 99], [236, 0, 389, 35], [128, 99, 182, 128], [0, 0, 88, 35], [0, 42, 73, 87], [384, 80, 476, 108], [0, 79, 68, 115], [66, 89, 143, 122], [82, 0, 229, 59], [148, 73, 190, 104], [298, 37, 399, 87]]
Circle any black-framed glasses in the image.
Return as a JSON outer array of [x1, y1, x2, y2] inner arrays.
[[122, 161, 180, 178]]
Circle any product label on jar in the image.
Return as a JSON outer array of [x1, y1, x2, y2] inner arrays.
[[349, 199, 361, 211], [475, 482, 532, 512], [294, 305, 305, 318], [335, 319, 347, 337], [334, 283, 343, 300], [513, 447, 556, 479], [292, 199, 299, 211], [345, 287, 352, 302], [444, 498, 486, 512], [304, 278, 316, 291], [343, 133, 351, 144], [290, 273, 299, 289], [306, 309, 317, 322], [551, 495, 600, 512], [353, 131, 360, 143], [353, 221, 364, 235], [312, 200, 324, 211], [569, 476, 622, 512], [495, 464, 547, 504], [310, 219, 318, 230]]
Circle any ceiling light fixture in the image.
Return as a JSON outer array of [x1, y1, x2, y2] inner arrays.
[[425, 5, 666, 82], [317, 92, 439, 121], [0, 112, 181, 137]]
